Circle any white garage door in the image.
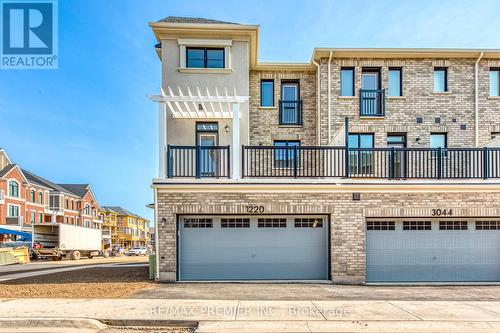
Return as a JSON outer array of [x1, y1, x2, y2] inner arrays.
[[178, 215, 328, 281], [366, 219, 500, 282]]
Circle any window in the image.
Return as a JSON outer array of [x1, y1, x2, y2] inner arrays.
[[30, 212, 35, 224], [430, 133, 447, 148], [476, 221, 500, 230], [186, 47, 224, 68], [84, 220, 90, 228], [388, 68, 402, 96], [221, 218, 250, 228], [367, 221, 395, 231], [258, 218, 286, 228], [38, 213, 43, 223], [434, 67, 448, 92], [65, 198, 69, 209], [294, 218, 323, 228], [260, 79, 274, 107], [348, 133, 374, 174], [65, 217, 69, 224], [31, 190, 35, 202], [71, 200, 74, 210], [38, 192, 43, 204], [340, 67, 355, 96], [439, 221, 468, 230], [403, 221, 432, 230], [184, 218, 213, 228], [84, 204, 90, 215], [274, 140, 300, 168], [8, 205, 19, 217], [490, 69, 500, 97], [8, 180, 19, 197]]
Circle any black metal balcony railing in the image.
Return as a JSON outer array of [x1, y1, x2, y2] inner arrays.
[[360, 89, 385, 116], [279, 100, 303, 125], [242, 146, 500, 179], [167, 145, 230, 178]]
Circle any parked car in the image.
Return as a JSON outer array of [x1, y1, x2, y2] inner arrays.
[[125, 247, 148, 256]]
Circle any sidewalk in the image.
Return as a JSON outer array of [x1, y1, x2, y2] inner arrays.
[[1, 298, 500, 332]]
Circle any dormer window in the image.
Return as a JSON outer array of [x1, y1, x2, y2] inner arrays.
[[186, 47, 224, 68]]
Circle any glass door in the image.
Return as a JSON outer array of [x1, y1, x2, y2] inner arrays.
[[196, 123, 219, 177], [361, 71, 381, 116], [281, 82, 299, 124], [387, 134, 407, 178]]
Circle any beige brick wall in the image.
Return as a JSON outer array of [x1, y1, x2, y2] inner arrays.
[[249, 70, 317, 145], [319, 58, 500, 147], [156, 189, 500, 284]]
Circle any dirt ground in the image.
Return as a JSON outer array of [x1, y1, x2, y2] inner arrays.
[[0, 266, 153, 298]]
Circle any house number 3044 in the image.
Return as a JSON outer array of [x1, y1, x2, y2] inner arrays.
[[245, 205, 265, 213], [431, 208, 453, 216]]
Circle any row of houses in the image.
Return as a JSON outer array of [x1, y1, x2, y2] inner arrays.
[[0, 148, 150, 249]]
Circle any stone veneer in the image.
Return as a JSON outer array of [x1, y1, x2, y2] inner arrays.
[[156, 189, 500, 283]]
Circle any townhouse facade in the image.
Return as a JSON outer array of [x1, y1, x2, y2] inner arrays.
[[100, 206, 150, 249], [0, 149, 102, 241], [149, 17, 500, 284]]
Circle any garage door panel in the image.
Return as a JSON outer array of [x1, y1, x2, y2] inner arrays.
[[367, 220, 500, 282], [179, 216, 328, 281]]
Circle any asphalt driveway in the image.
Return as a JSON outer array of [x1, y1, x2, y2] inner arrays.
[[133, 283, 500, 301]]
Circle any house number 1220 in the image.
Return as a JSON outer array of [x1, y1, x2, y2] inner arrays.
[[245, 205, 265, 213]]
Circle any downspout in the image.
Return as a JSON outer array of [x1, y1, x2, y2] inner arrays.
[[475, 51, 484, 147], [327, 51, 333, 144], [312, 60, 321, 145]]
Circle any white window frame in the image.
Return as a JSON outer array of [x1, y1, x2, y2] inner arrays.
[[8, 204, 20, 217], [7, 179, 20, 198], [177, 39, 232, 73]]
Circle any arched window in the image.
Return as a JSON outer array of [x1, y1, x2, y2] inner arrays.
[[38, 192, 43, 204], [8, 181, 19, 197], [65, 198, 69, 209], [31, 190, 35, 202], [84, 204, 90, 215], [71, 200, 74, 210]]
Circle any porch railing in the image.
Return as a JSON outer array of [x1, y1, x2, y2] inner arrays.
[[6, 216, 23, 226], [167, 145, 230, 178], [242, 146, 500, 179], [360, 89, 385, 116], [279, 100, 303, 125]]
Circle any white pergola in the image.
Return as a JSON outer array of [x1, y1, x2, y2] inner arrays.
[[149, 87, 249, 179]]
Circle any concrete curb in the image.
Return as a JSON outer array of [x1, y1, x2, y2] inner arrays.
[[0, 318, 108, 330]]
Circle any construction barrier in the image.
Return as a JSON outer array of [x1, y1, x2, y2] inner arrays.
[[0, 247, 30, 265]]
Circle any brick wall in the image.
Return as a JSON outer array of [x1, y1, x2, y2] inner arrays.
[[156, 189, 500, 284], [249, 70, 317, 145], [319, 58, 500, 147]]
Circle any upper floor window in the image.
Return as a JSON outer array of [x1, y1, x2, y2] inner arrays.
[[490, 68, 500, 97], [340, 67, 355, 96], [71, 200, 74, 210], [434, 67, 448, 92], [65, 198, 69, 209], [84, 204, 90, 215], [430, 133, 447, 148], [31, 190, 35, 202], [8, 205, 19, 217], [8, 180, 19, 197], [388, 68, 402, 96], [186, 47, 224, 69], [260, 79, 274, 107], [38, 192, 43, 204]]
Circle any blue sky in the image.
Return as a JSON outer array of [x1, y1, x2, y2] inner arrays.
[[1, 0, 499, 223]]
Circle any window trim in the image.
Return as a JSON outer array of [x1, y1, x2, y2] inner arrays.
[[186, 47, 225, 69], [434, 67, 448, 92], [8, 180, 19, 198], [260, 79, 275, 107], [388, 67, 403, 97]]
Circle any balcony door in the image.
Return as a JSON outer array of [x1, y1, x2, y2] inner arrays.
[[387, 134, 407, 178], [281, 82, 300, 124], [361, 69, 382, 116], [196, 122, 219, 177]]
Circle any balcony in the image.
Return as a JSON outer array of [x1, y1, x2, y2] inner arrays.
[[164, 145, 500, 180], [279, 100, 303, 125], [6, 216, 23, 226], [360, 89, 385, 117], [167, 145, 230, 178]]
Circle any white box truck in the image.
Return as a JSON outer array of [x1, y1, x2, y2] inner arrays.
[[32, 223, 103, 260]]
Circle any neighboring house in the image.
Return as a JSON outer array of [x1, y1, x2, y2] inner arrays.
[[149, 17, 500, 284], [0, 149, 102, 241], [100, 206, 150, 249]]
